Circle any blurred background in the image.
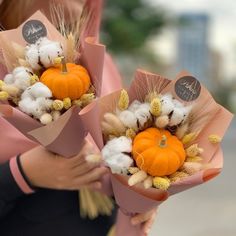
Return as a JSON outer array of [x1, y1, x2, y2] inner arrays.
[[101, 0, 236, 235]]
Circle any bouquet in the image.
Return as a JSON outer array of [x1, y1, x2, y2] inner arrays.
[[0, 4, 118, 219], [82, 69, 233, 236]]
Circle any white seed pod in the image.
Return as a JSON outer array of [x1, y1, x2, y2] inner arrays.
[[128, 170, 147, 186], [40, 113, 53, 125], [143, 176, 153, 189], [155, 115, 169, 128], [104, 113, 126, 134]]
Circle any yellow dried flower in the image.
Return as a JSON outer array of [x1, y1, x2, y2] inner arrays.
[[208, 134, 221, 144], [153, 177, 170, 190], [118, 89, 129, 110], [54, 56, 63, 65], [186, 144, 203, 157], [0, 80, 5, 89], [126, 128, 136, 139], [63, 97, 72, 110], [128, 167, 140, 175], [80, 93, 95, 106], [181, 132, 198, 144], [72, 99, 83, 107], [30, 74, 39, 85], [150, 98, 161, 116], [169, 171, 189, 183], [52, 100, 64, 111], [145, 91, 159, 103], [0, 91, 9, 100]]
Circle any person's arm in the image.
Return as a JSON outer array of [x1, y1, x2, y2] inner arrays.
[[0, 156, 34, 219]]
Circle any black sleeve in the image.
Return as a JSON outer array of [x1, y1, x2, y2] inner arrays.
[[0, 160, 25, 219]]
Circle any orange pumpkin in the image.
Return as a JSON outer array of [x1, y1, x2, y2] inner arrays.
[[132, 128, 186, 177], [40, 60, 91, 100]]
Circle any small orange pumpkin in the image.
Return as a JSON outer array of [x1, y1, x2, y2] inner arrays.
[[132, 128, 186, 177], [40, 59, 91, 100]]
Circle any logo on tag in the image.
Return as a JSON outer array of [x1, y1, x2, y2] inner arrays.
[[175, 76, 201, 101], [22, 20, 47, 44]]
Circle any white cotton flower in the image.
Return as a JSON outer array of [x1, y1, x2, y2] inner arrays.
[[173, 99, 183, 108], [134, 103, 151, 128], [39, 42, 63, 68], [19, 82, 53, 120], [160, 94, 174, 115], [169, 107, 185, 126], [25, 44, 41, 70], [26, 82, 52, 99], [25, 37, 63, 70], [37, 37, 52, 47], [4, 67, 33, 90], [128, 100, 142, 112], [3, 74, 14, 84], [105, 153, 134, 174], [119, 110, 138, 130], [102, 136, 132, 157]]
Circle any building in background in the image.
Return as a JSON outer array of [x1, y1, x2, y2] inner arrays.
[[176, 13, 210, 88]]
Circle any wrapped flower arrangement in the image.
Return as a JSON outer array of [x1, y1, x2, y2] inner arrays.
[[0, 5, 116, 220], [83, 69, 233, 236]]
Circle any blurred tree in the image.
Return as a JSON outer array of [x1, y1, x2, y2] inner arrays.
[[101, 0, 169, 82], [101, 0, 167, 54]]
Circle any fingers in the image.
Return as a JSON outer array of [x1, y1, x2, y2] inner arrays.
[[131, 208, 156, 226], [142, 210, 157, 236], [74, 167, 108, 187], [72, 160, 101, 176], [69, 141, 97, 165]]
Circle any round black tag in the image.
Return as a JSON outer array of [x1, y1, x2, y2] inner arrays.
[[175, 76, 201, 102], [22, 20, 47, 44]]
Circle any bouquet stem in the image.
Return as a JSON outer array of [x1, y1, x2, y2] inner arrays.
[[79, 188, 114, 219]]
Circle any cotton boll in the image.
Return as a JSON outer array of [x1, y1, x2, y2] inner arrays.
[[13, 67, 33, 90], [37, 37, 52, 47], [102, 136, 132, 156], [128, 100, 142, 112], [27, 82, 52, 99], [18, 97, 33, 114], [39, 42, 63, 68], [25, 44, 41, 70], [35, 97, 53, 110], [134, 103, 151, 128], [160, 94, 174, 115], [12, 66, 33, 76], [169, 107, 185, 126], [119, 110, 138, 130], [105, 153, 134, 174], [3, 74, 14, 84], [173, 99, 183, 108]]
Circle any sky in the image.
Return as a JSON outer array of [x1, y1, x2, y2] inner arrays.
[[148, 0, 236, 80]]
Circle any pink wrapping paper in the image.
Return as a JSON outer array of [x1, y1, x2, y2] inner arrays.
[[83, 69, 233, 236]]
